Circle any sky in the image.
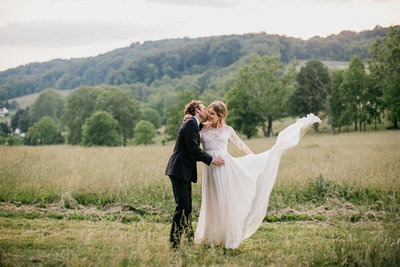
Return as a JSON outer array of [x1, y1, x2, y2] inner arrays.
[[0, 0, 399, 71]]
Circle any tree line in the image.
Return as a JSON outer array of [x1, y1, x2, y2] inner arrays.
[[1, 27, 398, 146], [226, 27, 400, 137], [165, 27, 400, 139], [1, 86, 159, 146]]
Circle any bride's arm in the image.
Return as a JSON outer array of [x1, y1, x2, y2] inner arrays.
[[183, 114, 192, 121], [228, 126, 254, 155], [242, 146, 254, 155]]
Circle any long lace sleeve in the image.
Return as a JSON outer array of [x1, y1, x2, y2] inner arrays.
[[228, 126, 252, 153]]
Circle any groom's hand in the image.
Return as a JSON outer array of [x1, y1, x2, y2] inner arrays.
[[212, 157, 225, 166]]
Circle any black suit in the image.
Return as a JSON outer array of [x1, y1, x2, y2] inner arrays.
[[165, 117, 213, 248]]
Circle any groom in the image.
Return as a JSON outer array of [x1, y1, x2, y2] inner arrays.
[[165, 100, 224, 249]]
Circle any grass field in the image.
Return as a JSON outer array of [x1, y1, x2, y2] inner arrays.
[[8, 89, 76, 109], [1, 130, 399, 266]]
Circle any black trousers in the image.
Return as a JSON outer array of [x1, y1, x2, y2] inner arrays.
[[169, 176, 194, 248]]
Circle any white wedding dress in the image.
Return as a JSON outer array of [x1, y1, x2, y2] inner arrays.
[[194, 114, 321, 249]]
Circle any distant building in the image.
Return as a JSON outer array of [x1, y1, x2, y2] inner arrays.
[[15, 128, 25, 137], [0, 107, 8, 117]]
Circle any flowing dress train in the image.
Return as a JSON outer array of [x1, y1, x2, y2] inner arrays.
[[194, 114, 321, 249]]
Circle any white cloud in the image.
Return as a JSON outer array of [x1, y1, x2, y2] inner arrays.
[[0, 0, 399, 70], [0, 20, 177, 46], [145, 0, 243, 7]]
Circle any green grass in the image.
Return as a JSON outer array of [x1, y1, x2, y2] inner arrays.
[[8, 89, 76, 109], [0, 217, 398, 266], [0, 130, 399, 265], [1, 131, 399, 213]]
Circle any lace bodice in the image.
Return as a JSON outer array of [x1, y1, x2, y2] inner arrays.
[[201, 125, 248, 152]]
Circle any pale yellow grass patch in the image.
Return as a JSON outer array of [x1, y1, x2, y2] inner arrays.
[[230, 131, 400, 190], [1, 131, 399, 200], [1, 145, 172, 200]]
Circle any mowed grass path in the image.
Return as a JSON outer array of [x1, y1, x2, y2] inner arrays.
[[1, 130, 399, 266], [1, 218, 398, 266]]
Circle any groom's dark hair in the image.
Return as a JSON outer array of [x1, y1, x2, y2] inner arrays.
[[184, 100, 202, 116]]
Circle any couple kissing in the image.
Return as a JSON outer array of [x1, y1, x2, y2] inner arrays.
[[165, 100, 321, 250]]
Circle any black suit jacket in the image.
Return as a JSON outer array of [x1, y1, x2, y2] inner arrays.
[[165, 117, 213, 183]]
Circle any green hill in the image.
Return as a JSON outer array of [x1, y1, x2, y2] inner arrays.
[[0, 25, 394, 101]]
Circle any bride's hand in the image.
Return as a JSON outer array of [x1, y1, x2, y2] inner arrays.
[[183, 114, 193, 122], [202, 122, 212, 128]]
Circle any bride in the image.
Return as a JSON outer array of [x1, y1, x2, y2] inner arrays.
[[189, 101, 320, 249]]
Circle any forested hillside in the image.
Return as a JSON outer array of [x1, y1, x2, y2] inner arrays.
[[0, 25, 393, 100]]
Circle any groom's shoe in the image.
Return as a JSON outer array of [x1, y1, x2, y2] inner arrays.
[[170, 240, 179, 251], [170, 244, 179, 254]]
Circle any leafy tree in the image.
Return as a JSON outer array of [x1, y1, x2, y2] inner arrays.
[[289, 60, 329, 132], [120, 82, 153, 102], [369, 26, 400, 129], [164, 90, 199, 140], [62, 86, 141, 145], [10, 100, 19, 110], [0, 88, 8, 103], [81, 111, 121, 147], [147, 88, 177, 121], [0, 88, 7, 105], [10, 107, 31, 132], [0, 122, 11, 136], [365, 71, 383, 131], [340, 56, 368, 131], [325, 70, 345, 133], [141, 108, 162, 129], [210, 38, 242, 67], [3, 101, 10, 109], [199, 90, 222, 107], [24, 116, 64, 145], [134, 120, 156, 145], [94, 86, 142, 145], [225, 84, 262, 139], [7, 135, 23, 146], [29, 88, 64, 124], [226, 54, 296, 137], [61, 86, 103, 145]]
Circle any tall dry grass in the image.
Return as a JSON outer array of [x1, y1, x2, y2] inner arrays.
[[0, 131, 399, 209], [0, 145, 172, 205], [233, 130, 400, 189]]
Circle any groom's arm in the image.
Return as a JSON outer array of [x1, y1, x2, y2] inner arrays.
[[182, 120, 213, 166]]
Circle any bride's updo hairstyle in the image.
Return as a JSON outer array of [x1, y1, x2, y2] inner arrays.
[[208, 101, 227, 128]]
